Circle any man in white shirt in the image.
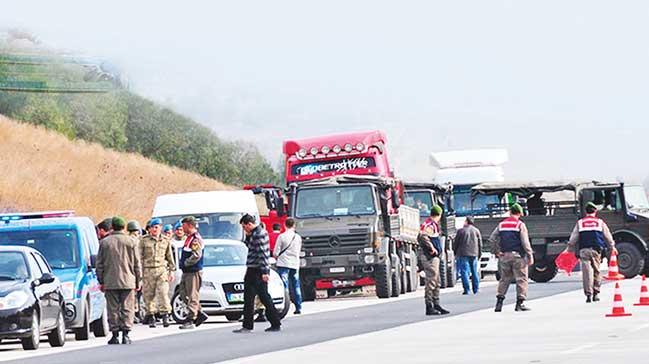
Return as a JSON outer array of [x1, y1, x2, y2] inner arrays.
[[273, 218, 303, 314]]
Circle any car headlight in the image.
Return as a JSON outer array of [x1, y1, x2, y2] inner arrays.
[[364, 255, 376, 264], [201, 281, 216, 290], [0, 290, 29, 310], [61, 282, 75, 300]]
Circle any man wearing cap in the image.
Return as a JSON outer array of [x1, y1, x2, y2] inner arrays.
[[418, 205, 450, 316], [163, 224, 174, 239], [96, 216, 142, 344], [489, 204, 534, 312], [565, 202, 617, 303], [178, 216, 208, 329], [172, 221, 185, 243], [140, 218, 176, 328], [127, 220, 142, 240], [126, 220, 143, 323]]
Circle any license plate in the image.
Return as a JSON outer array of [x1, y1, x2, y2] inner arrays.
[[227, 293, 244, 303], [330, 267, 345, 273]]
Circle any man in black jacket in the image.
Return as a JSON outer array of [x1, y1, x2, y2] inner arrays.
[[233, 214, 282, 333]]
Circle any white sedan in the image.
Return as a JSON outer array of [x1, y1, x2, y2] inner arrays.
[[169, 240, 290, 323]]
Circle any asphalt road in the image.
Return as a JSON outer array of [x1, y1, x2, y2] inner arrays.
[[3, 277, 583, 364]]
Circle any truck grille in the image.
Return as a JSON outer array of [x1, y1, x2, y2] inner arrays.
[[303, 232, 370, 251]]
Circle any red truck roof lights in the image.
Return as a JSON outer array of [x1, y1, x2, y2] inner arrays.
[[283, 130, 392, 183]]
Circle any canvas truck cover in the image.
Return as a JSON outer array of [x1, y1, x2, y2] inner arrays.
[[430, 149, 509, 170], [471, 181, 621, 197]]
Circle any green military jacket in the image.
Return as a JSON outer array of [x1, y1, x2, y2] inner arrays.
[[139, 234, 176, 273]]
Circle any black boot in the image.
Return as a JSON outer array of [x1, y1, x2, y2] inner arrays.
[[142, 314, 151, 326], [586, 295, 592, 303], [495, 296, 505, 312], [254, 310, 267, 322], [194, 311, 209, 327], [434, 303, 450, 315], [426, 302, 441, 316], [121, 330, 132, 345], [108, 331, 120, 345], [593, 293, 600, 302], [515, 299, 531, 312], [162, 313, 170, 328], [149, 314, 157, 328]]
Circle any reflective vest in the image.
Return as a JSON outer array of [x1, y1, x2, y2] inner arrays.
[[421, 218, 443, 254], [498, 217, 524, 254], [577, 215, 606, 250]]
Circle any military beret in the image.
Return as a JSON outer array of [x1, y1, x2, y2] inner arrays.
[[510, 203, 523, 215], [163, 224, 173, 232], [173, 221, 182, 230], [148, 218, 162, 226], [430, 205, 443, 217], [112, 216, 126, 230]]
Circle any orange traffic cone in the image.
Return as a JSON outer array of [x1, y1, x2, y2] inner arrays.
[[606, 282, 632, 317], [634, 275, 649, 306], [604, 250, 625, 280]]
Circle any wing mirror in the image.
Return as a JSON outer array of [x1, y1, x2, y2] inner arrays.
[[391, 189, 401, 209], [33, 272, 56, 287]]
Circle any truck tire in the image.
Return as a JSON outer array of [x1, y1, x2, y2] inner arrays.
[[617, 242, 644, 279], [300, 277, 316, 302], [391, 258, 401, 297], [529, 256, 558, 283], [446, 250, 456, 288], [439, 251, 448, 288], [399, 251, 407, 295], [408, 251, 418, 292], [375, 260, 392, 299]]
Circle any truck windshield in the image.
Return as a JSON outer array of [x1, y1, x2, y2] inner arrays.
[[295, 186, 376, 218], [404, 191, 433, 217], [625, 186, 649, 211], [0, 230, 79, 269], [454, 191, 500, 217], [159, 213, 243, 240]]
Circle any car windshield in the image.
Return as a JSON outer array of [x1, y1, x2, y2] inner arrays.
[[202, 244, 247, 267], [625, 186, 649, 211], [159, 213, 244, 240], [0, 230, 79, 269], [404, 191, 434, 217], [295, 185, 376, 218], [454, 191, 500, 216], [0, 252, 29, 280]]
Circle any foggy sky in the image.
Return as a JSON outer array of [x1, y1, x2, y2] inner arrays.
[[4, 1, 648, 183]]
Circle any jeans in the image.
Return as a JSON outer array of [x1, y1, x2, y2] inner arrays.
[[242, 268, 281, 330], [457, 256, 480, 294], [276, 267, 303, 311]]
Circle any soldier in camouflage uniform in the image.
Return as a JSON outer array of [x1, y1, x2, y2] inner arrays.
[[126, 220, 143, 324], [140, 218, 176, 328]]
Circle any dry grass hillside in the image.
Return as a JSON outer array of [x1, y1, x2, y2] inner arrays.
[[0, 115, 230, 224]]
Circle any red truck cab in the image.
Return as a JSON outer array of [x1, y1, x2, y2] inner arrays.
[[243, 184, 287, 251]]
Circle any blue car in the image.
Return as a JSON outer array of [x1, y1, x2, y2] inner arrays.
[[0, 211, 108, 340]]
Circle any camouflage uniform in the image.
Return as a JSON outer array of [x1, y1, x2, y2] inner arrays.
[[140, 234, 176, 316]]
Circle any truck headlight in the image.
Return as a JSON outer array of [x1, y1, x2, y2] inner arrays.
[[201, 281, 216, 290], [61, 282, 75, 300], [364, 255, 376, 264], [300, 258, 307, 268], [0, 290, 29, 310]]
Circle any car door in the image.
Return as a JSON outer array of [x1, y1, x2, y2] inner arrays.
[[26, 252, 55, 329], [33, 252, 62, 330], [83, 225, 104, 321]]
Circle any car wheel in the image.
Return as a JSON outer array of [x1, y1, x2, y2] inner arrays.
[[48, 311, 66, 347], [224, 313, 242, 322], [171, 291, 188, 324], [74, 303, 90, 341], [91, 307, 109, 337], [21, 311, 40, 350], [277, 288, 291, 319]]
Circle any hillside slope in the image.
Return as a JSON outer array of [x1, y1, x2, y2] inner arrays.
[[0, 115, 230, 223]]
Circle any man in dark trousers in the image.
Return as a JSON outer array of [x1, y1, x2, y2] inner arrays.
[[233, 214, 282, 333], [178, 216, 208, 330], [96, 216, 141, 345], [418, 205, 450, 316], [453, 216, 482, 295]]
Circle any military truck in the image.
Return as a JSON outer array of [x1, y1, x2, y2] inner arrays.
[[288, 175, 420, 300], [470, 181, 649, 282], [403, 182, 457, 288]]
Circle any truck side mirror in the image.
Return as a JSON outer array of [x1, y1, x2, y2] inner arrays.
[[275, 196, 286, 216], [391, 189, 400, 209]]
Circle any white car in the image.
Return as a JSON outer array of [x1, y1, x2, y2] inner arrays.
[[169, 240, 289, 323]]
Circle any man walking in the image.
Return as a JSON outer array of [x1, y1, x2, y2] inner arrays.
[[140, 218, 176, 328], [178, 216, 208, 329], [273, 218, 303, 314], [489, 204, 534, 312], [234, 214, 282, 333], [418, 205, 450, 316], [453, 216, 482, 295], [566, 202, 617, 302], [96, 216, 141, 344]]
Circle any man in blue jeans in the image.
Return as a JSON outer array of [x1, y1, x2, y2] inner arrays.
[[273, 218, 303, 314], [453, 216, 482, 295]]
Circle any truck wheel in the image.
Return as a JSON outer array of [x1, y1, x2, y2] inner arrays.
[[300, 277, 316, 302], [617, 242, 644, 279], [399, 251, 408, 294], [391, 258, 401, 297], [91, 307, 109, 337], [529, 256, 558, 283], [408, 251, 418, 292], [446, 250, 456, 288], [74, 303, 90, 341], [375, 260, 392, 299], [439, 251, 448, 288]]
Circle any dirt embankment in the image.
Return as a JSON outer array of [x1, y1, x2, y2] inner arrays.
[[0, 115, 231, 224]]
